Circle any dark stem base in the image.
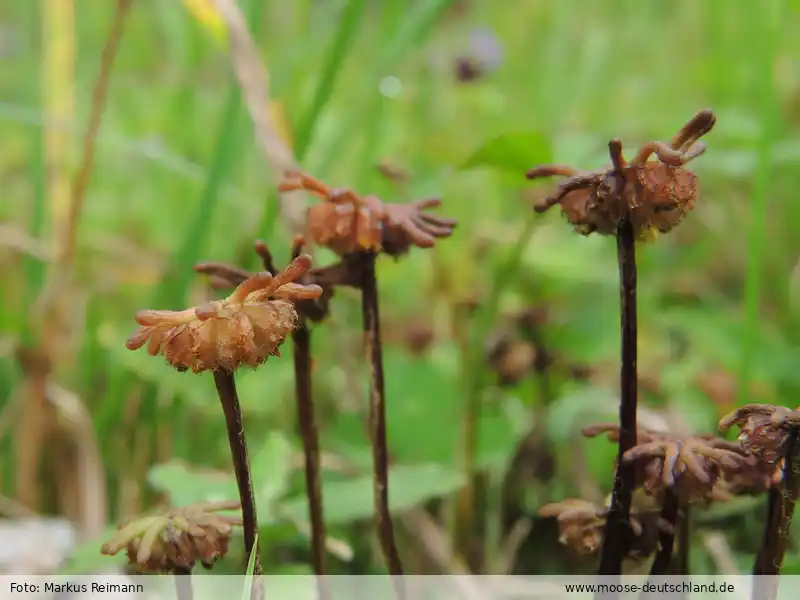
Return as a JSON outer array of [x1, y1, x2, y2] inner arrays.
[[752, 429, 800, 600], [676, 504, 690, 575], [638, 491, 681, 600], [649, 490, 680, 576], [292, 321, 331, 600], [596, 220, 639, 595], [173, 567, 193, 600], [357, 251, 405, 596], [212, 370, 263, 581]]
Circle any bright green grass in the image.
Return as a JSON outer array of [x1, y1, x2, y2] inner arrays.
[[2, 0, 800, 575]]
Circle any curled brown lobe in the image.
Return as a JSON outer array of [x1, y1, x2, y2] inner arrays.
[[279, 170, 456, 254], [125, 255, 323, 373], [525, 109, 716, 238], [583, 423, 753, 500]]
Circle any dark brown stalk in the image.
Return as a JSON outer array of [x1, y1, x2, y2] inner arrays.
[[648, 490, 680, 576], [357, 251, 405, 596], [752, 428, 800, 600], [292, 318, 330, 600], [596, 218, 638, 589], [639, 491, 682, 600], [173, 567, 193, 600], [676, 505, 690, 575], [212, 370, 262, 579]]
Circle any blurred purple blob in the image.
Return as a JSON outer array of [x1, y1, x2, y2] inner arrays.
[[455, 27, 504, 83]]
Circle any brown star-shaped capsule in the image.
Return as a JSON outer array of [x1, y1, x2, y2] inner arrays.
[[526, 110, 715, 240], [278, 170, 456, 256], [623, 436, 751, 502], [126, 255, 323, 373], [101, 501, 242, 573], [582, 424, 752, 502], [719, 404, 800, 464]]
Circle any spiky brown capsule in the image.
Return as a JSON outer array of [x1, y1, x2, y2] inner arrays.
[[126, 255, 322, 373], [719, 404, 800, 464], [623, 436, 751, 503], [101, 501, 242, 573], [278, 170, 456, 256], [526, 110, 716, 240], [583, 424, 752, 502]]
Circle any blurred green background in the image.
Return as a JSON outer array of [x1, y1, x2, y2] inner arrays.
[[1, 0, 800, 577]]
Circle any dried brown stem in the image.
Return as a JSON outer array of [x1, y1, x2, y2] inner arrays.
[[212, 370, 262, 579], [648, 490, 680, 576], [357, 251, 405, 595], [752, 428, 799, 600], [292, 319, 330, 599], [255, 238, 329, 594], [596, 218, 638, 589]]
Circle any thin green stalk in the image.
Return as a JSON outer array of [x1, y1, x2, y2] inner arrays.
[[294, 0, 367, 160], [23, 0, 47, 343], [157, 79, 243, 305], [456, 211, 540, 567], [738, 0, 781, 405], [159, 0, 263, 306], [316, 0, 457, 174]]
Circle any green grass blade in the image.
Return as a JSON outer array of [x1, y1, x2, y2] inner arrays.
[[315, 0, 457, 175], [376, 0, 455, 68], [22, 0, 47, 344], [240, 532, 260, 600], [153, 0, 265, 306], [738, 0, 782, 405], [293, 0, 367, 160], [155, 80, 244, 305]]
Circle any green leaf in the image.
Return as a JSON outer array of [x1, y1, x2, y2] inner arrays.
[[147, 432, 294, 522], [58, 525, 124, 575], [326, 345, 523, 470], [250, 431, 294, 507], [148, 461, 239, 507], [281, 464, 465, 525], [459, 131, 552, 174]]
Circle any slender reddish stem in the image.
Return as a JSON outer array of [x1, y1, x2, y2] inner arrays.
[[752, 428, 800, 600], [649, 490, 680, 576], [358, 251, 405, 596], [597, 219, 638, 591], [292, 319, 331, 600], [212, 370, 263, 581]]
